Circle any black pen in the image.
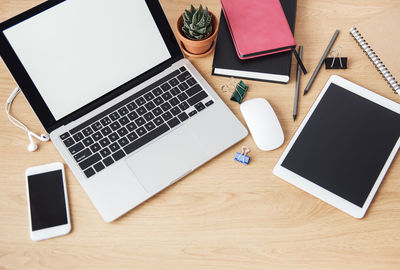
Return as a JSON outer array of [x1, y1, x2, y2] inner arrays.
[[293, 46, 303, 120]]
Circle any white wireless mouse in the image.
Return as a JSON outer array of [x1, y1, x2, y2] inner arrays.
[[240, 98, 284, 151]]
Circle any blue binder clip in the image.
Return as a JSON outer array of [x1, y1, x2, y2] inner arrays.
[[234, 146, 251, 165]]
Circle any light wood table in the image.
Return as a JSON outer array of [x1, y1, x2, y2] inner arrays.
[[1, 1, 399, 269]]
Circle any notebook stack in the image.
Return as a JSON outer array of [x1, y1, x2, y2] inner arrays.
[[212, 0, 297, 83]]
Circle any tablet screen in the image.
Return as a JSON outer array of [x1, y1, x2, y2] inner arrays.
[[282, 83, 400, 207]]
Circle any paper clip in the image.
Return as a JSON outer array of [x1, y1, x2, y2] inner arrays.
[[234, 146, 251, 165], [221, 77, 249, 104], [325, 46, 347, 69]]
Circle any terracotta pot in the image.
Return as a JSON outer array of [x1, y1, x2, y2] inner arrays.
[[176, 12, 219, 56]]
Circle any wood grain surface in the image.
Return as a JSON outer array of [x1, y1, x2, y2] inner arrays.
[[0, 0, 399, 269]]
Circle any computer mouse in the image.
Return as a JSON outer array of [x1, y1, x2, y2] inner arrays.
[[240, 98, 284, 151]]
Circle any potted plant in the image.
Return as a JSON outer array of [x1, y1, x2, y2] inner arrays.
[[176, 4, 219, 57]]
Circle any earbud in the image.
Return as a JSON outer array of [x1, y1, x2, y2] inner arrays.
[[27, 132, 38, 152]]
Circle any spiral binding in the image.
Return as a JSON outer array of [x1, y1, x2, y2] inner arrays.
[[350, 27, 400, 95]]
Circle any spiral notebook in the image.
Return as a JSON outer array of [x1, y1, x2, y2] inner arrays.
[[350, 8, 400, 95]]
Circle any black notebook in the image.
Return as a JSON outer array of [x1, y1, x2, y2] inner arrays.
[[212, 0, 297, 83]]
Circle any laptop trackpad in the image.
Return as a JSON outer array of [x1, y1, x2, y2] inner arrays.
[[125, 128, 205, 194]]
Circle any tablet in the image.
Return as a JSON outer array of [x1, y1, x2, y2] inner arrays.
[[273, 75, 400, 218]]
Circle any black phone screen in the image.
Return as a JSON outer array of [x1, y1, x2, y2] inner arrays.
[[27, 170, 68, 231]]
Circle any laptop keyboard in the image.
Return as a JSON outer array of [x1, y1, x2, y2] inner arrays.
[[59, 66, 214, 178]]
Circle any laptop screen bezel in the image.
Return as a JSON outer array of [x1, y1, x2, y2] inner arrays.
[[0, 0, 183, 133]]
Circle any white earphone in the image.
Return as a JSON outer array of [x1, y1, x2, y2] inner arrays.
[[5, 87, 50, 152]]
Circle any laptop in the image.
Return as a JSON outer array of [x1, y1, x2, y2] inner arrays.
[[0, 0, 248, 222]]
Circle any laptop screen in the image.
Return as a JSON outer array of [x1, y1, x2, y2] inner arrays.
[[3, 0, 171, 120]]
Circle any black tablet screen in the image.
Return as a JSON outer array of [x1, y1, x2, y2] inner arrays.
[[282, 83, 400, 207]]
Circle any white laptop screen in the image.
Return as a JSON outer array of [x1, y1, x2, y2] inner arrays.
[[3, 0, 171, 120]]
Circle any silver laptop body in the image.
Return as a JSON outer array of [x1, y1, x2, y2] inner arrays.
[[0, 0, 247, 222]]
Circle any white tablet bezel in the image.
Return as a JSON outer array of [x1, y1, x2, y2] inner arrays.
[[273, 75, 400, 218]]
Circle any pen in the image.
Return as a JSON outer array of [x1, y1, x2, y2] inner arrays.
[[303, 30, 339, 95], [293, 46, 303, 120]]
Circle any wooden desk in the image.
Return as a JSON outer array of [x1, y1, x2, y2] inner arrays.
[[1, 1, 399, 269]]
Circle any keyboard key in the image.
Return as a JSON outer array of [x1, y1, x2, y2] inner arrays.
[[177, 71, 191, 82], [178, 82, 189, 91], [82, 127, 93, 136], [63, 137, 75, 147], [179, 101, 190, 111], [60, 132, 70, 140], [144, 92, 155, 101], [144, 112, 154, 121], [92, 131, 103, 141], [187, 77, 197, 86], [74, 148, 92, 163], [117, 127, 128, 137], [154, 96, 163, 105], [127, 132, 138, 141], [109, 142, 120, 152], [109, 112, 120, 121], [127, 111, 139, 121], [161, 82, 171, 91], [178, 92, 188, 102], [112, 150, 126, 161], [109, 132, 120, 142], [110, 122, 121, 131], [187, 90, 208, 106], [179, 66, 187, 72], [186, 84, 202, 97], [171, 87, 181, 96], [79, 153, 101, 170], [167, 117, 180, 128], [135, 117, 146, 126], [205, 100, 214, 107], [127, 101, 137, 111], [100, 126, 111, 136], [154, 117, 163, 126], [100, 116, 111, 126], [178, 112, 189, 122], [94, 162, 105, 173], [118, 137, 129, 147], [169, 97, 179, 106], [99, 137, 111, 147], [124, 124, 170, 155], [162, 111, 173, 121], [195, 102, 206, 112], [171, 107, 181, 116], [118, 106, 129, 116], [100, 148, 111, 158], [145, 101, 155, 111], [90, 143, 101, 153], [162, 92, 172, 101], [161, 102, 172, 111], [152, 87, 163, 96], [169, 78, 179, 87], [84, 167, 96, 178], [69, 142, 84, 155], [73, 132, 84, 142], [103, 156, 114, 167], [137, 106, 147, 115], [119, 116, 129, 126], [136, 126, 147, 136], [135, 97, 146, 106], [189, 110, 197, 117], [126, 122, 137, 132], [82, 137, 94, 147], [144, 121, 156, 131], [152, 107, 163, 116], [91, 122, 102, 131]]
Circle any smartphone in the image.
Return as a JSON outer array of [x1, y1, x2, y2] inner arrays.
[[25, 162, 71, 241]]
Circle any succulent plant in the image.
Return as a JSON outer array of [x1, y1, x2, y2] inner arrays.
[[182, 4, 213, 40]]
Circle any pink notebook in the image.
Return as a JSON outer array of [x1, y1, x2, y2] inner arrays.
[[220, 0, 296, 60]]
